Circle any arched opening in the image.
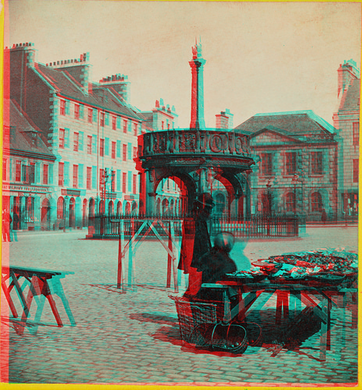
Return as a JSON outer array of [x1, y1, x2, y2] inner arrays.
[[116, 201, 122, 217], [89, 198, 95, 218], [125, 202, 131, 216], [131, 201, 137, 216], [311, 192, 323, 212], [162, 198, 169, 216], [99, 200, 105, 215], [57, 197, 64, 220], [170, 199, 174, 216], [108, 200, 114, 216], [83, 199, 88, 227], [69, 197, 75, 228], [41, 198, 51, 230]]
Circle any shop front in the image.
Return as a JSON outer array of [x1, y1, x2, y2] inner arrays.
[[2, 183, 52, 231]]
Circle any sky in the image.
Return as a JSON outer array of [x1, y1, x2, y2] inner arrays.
[[5, 0, 361, 129]]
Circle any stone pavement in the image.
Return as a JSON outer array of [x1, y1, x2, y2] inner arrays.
[[1, 226, 358, 386]]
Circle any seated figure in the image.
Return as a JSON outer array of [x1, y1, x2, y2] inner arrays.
[[196, 231, 237, 302]]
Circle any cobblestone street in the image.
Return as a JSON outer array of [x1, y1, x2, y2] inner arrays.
[[1, 226, 358, 386]]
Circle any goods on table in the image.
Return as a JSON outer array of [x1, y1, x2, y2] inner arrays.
[[251, 248, 357, 287]]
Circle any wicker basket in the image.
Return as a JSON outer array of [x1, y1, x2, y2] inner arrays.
[[171, 296, 218, 346], [170, 296, 248, 353]]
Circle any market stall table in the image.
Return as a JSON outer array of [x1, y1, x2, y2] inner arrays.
[[201, 278, 356, 361], [1, 266, 76, 335]]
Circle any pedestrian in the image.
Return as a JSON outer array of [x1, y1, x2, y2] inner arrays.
[[13, 209, 19, 230], [321, 208, 327, 224], [2, 209, 12, 242], [178, 192, 215, 297], [10, 210, 18, 242]]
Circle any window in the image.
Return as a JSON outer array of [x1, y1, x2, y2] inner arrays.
[[73, 165, 78, 188], [123, 144, 127, 161], [111, 170, 115, 192], [161, 121, 164, 130], [22, 164, 35, 184], [59, 129, 65, 148], [79, 104, 84, 119], [112, 116, 116, 130], [74, 104, 80, 119], [123, 119, 127, 134], [133, 146, 137, 159], [74, 132, 79, 152], [311, 192, 322, 212], [88, 108, 93, 123], [60, 100, 66, 115], [286, 192, 295, 213], [100, 112, 105, 127], [353, 122, 359, 146], [2, 159, 6, 181], [58, 162, 64, 186], [16, 160, 21, 181], [87, 167, 92, 190], [122, 172, 127, 193], [43, 164, 48, 185], [134, 123, 138, 136], [311, 151, 323, 175], [285, 152, 296, 175], [112, 142, 116, 159], [167, 122, 170, 130], [261, 153, 273, 176], [133, 174, 137, 194], [128, 143, 132, 160], [100, 138, 105, 157], [87, 135, 92, 154], [353, 159, 359, 183], [105, 113, 109, 126]]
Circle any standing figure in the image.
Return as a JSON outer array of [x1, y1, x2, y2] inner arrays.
[[321, 208, 327, 224], [2, 209, 12, 242], [178, 193, 215, 296]]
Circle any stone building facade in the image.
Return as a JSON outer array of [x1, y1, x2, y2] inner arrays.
[[332, 60, 360, 218], [234, 111, 339, 221], [5, 42, 180, 228], [3, 99, 56, 230]]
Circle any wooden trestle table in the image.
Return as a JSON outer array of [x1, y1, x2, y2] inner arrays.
[[1, 266, 76, 335]]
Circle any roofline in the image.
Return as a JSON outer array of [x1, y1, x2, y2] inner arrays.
[[6, 148, 57, 161], [55, 92, 143, 122]]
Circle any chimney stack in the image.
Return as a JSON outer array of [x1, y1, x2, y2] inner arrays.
[[338, 60, 360, 98]]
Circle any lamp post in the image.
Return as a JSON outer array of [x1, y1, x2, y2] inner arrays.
[[266, 178, 272, 216], [291, 174, 299, 216]]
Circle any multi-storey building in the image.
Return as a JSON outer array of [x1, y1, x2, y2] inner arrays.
[[7, 42, 143, 229], [3, 99, 56, 230], [137, 100, 185, 215], [234, 111, 339, 221], [333, 60, 360, 218]]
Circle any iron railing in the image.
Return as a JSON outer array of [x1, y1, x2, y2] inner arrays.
[[87, 213, 299, 238]]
